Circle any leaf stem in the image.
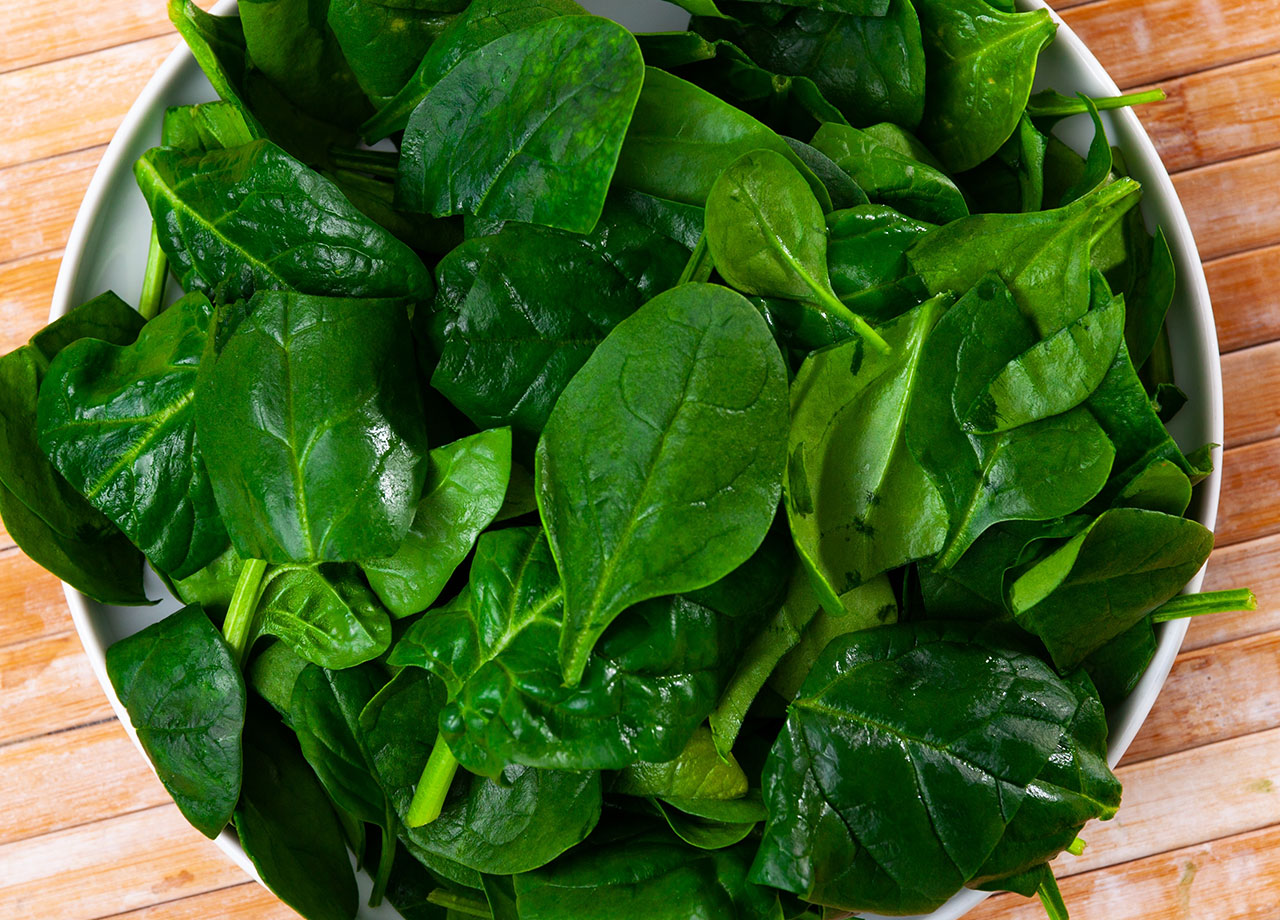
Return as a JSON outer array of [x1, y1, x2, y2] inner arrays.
[[1066, 836, 1087, 856], [368, 823, 396, 908], [1037, 871, 1070, 920], [139, 223, 169, 321], [1030, 88, 1166, 120], [678, 232, 715, 286], [1151, 589, 1258, 623], [328, 146, 399, 179], [814, 286, 890, 355], [222, 558, 268, 669], [406, 740, 460, 827], [426, 889, 491, 918]]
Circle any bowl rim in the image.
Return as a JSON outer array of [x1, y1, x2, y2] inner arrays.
[[47, 1, 1223, 917]]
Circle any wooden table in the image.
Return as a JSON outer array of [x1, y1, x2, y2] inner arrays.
[[2, 0, 1279, 917]]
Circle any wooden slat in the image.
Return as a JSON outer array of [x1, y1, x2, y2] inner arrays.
[[0, 251, 61, 352], [1189, 534, 1280, 649], [1064, 727, 1280, 875], [0, 633, 113, 747], [1222, 342, 1280, 447], [1122, 631, 1280, 764], [0, 720, 167, 847], [2, 1, 172, 75], [0, 37, 176, 172], [1173, 148, 1280, 262], [1061, 0, 1280, 88], [1206, 244, 1280, 354], [1215, 437, 1280, 548], [0, 804, 247, 920], [0, 548, 73, 650], [967, 822, 1280, 920], [107, 883, 301, 920], [0, 147, 103, 265], [1133, 54, 1280, 175]]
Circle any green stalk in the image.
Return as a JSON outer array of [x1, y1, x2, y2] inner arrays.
[[139, 223, 169, 321], [328, 146, 399, 179], [1037, 872, 1070, 920], [426, 888, 491, 918], [1066, 837, 1087, 857], [368, 822, 397, 908], [678, 232, 715, 285], [222, 558, 268, 668], [1151, 589, 1258, 623], [406, 740, 460, 827], [1030, 88, 1167, 120], [816, 286, 891, 355]]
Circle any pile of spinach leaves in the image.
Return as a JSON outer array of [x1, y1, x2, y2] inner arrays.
[[5, 1, 1255, 918]]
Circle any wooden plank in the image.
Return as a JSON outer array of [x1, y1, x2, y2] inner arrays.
[[107, 883, 301, 920], [1060, 0, 1280, 88], [0, 251, 61, 353], [1123, 631, 1280, 764], [0, 548, 75, 649], [0, 804, 247, 920], [2, 1, 172, 75], [0, 633, 113, 747], [1132, 53, 1280, 175], [0, 37, 176, 172], [0, 720, 167, 847], [1216, 437, 1280, 548], [1172, 148, 1280, 262], [0, 147, 102, 265], [1065, 726, 1280, 875], [1189, 534, 1280, 650], [1222, 342, 1280, 448], [1206, 244, 1280, 354], [967, 822, 1280, 920]]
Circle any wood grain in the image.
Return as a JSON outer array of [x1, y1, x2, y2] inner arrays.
[[1217, 438, 1280, 547], [0, 147, 103, 265], [0, 252, 61, 352], [2, 1, 174, 74], [1190, 534, 1280, 649], [1223, 342, 1280, 447], [0, 633, 114, 747], [109, 883, 302, 920], [1206, 244, 1280, 354], [1173, 149, 1280, 262]]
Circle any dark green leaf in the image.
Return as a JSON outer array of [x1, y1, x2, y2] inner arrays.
[[326, 0, 463, 107], [396, 16, 643, 233], [361, 429, 511, 618], [249, 564, 392, 669], [136, 140, 433, 302], [825, 204, 933, 324], [106, 606, 244, 838], [535, 283, 788, 683], [37, 292, 227, 578], [163, 100, 260, 152], [615, 726, 749, 800], [198, 292, 429, 563], [651, 796, 762, 851], [1057, 96, 1112, 206]]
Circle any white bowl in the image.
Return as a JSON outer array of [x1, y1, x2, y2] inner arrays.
[[50, 2, 1222, 918]]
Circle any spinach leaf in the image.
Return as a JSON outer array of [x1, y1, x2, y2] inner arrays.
[[651, 796, 765, 851], [783, 139, 869, 212], [635, 32, 849, 140], [362, 429, 512, 618], [198, 292, 429, 563], [958, 113, 1047, 214], [535, 283, 788, 684], [1010, 508, 1214, 671], [750, 621, 1088, 915], [326, 0, 462, 107], [425, 205, 689, 441], [704, 149, 889, 353], [175, 544, 243, 615], [1057, 96, 1113, 206], [614, 726, 749, 800], [392, 527, 756, 775], [236, 705, 360, 920], [787, 299, 949, 609], [1027, 88, 1167, 131], [915, 0, 1057, 172], [615, 68, 832, 211], [359, 666, 603, 874], [136, 140, 432, 302], [37, 292, 228, 579], [825, 205, 933, 324], [695, 0, 926, 130], [908, 178, 1142, 337], [767, 575, 898, 701], [106, 605, 244, 838], [963, 291, 1125, 434], [362, 0, 588, 141], [1115, 456, 1192, 516], [168, 0, 260, 134], [515, 828, 780, 920], [1081, 617, 1157, 707], [906, 275, 1115, 568], [0, 482, 149, 605], [237, 0, 372, 132], [609, 187, 706, 251], [810, 123, 968, 224], [0, 292, 145, 542], [709, 570, 821, 756], [396, 16, 643, 234], [247, 563, 393, 669], [162, 100, 259, 153], [248, 639, 311, 715]]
